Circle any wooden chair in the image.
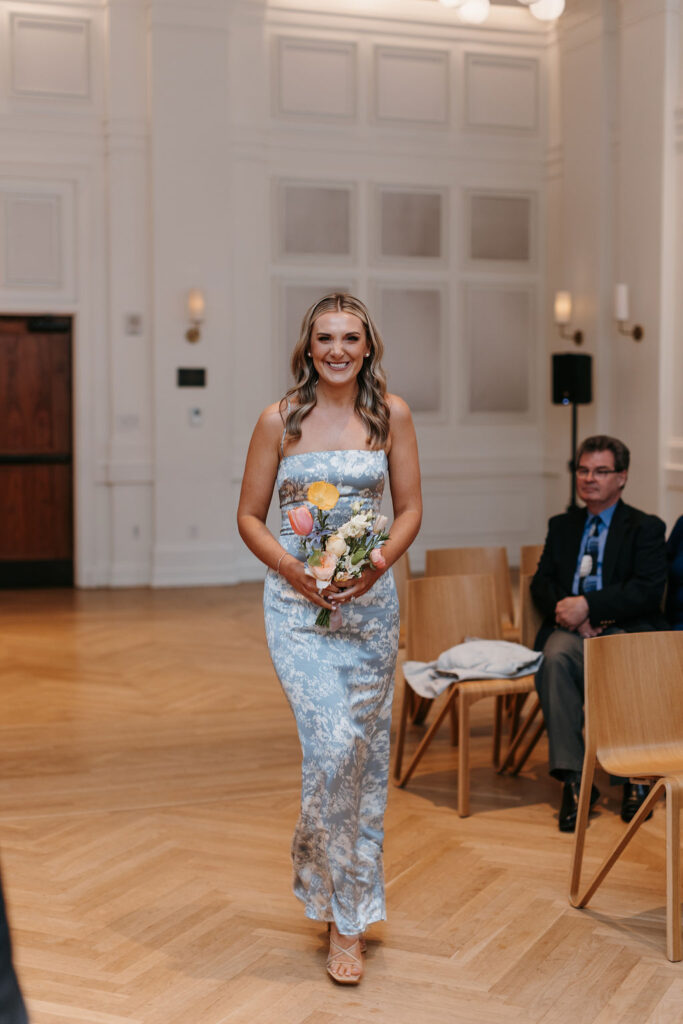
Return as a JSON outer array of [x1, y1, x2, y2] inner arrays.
[[497, 572, 545, 774], [393, 574, 536, 816], [424, 546, 518, 642], [569, 631, 683, 962], [520, 543, 544, 577], [392, 550, 411, 651]]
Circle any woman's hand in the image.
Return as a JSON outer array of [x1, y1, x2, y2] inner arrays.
[[331, 566, 384, 603], [280, 555, 341, 610]]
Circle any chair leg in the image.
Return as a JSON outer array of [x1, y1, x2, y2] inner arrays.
[[570, 777, 665, 910], [448, 700, 458, 746], [510, 719, 546, 776], [492, 695, 503, 770], [497, 697, 541, 774], [664, 778, 681, 962], [396, 685, 456, 789], [507, 692, 525, 742], [457, 690, 472, 818], [393, 680, 412, 781], [409, 695, 433, 725], [569, 753, 597, 905]]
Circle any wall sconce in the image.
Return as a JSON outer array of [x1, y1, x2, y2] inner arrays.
[[186, 289, 205, 343], [614, 284, 644, 341], [554, 290, 583, 345]]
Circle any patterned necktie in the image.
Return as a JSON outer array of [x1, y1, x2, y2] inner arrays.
[[579, 516, 602, 594]]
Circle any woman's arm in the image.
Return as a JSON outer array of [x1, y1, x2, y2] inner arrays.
[[236, 404, 337, 611], [333, 394, 422, 603]]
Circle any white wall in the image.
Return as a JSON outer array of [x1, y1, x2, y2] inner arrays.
[[1, 0, 680, 587]]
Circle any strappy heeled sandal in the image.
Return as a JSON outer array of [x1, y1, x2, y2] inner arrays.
[[327, 922, 366, 953], [326, 934, 364, 985]]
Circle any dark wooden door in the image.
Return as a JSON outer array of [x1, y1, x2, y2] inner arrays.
[[0, 315, 73, 586]]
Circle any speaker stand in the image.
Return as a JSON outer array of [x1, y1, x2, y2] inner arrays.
[[568, 400, 578, 511]]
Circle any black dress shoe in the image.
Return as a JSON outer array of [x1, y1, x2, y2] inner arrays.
[[558, 780, 600, 833], [621, 782, 653, 823]]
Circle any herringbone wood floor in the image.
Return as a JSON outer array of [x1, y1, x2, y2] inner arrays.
[[0, 586, 681, 1024]]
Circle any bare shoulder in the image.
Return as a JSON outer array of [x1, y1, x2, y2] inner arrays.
[[386, 393, 414, 427], [253, 401, 287, 446]]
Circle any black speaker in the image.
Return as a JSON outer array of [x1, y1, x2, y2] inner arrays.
[[552, 353, 592, 405]]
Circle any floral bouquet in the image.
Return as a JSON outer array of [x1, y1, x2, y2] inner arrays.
[[287, 480, 389, 630]]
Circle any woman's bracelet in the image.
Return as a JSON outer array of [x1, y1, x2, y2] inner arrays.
[[276, 551, 287, 575]]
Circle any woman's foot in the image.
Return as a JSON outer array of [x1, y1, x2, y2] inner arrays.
[[328, 922, 366, 953], [326, 924, 364, 984]]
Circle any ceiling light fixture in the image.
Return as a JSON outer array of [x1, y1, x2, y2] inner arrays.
[[438, 0, 565, 23]]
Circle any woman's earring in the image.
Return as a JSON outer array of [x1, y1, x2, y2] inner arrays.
[[364, 353, 369, 358]]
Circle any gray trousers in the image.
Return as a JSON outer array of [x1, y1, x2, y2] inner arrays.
[[535, 626, 623, 780]]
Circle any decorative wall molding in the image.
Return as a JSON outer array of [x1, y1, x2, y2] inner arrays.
[[374, 46, 449, 126], [0, 179, 76, 298], [10, 14, 91, 100], [3, 193, 61, 287], [274, 36, 357, 121], [464, 53, 538, 133], [462, 281, 536, 420], [152, 542, 237, 587], [464, 188, 536, 268]]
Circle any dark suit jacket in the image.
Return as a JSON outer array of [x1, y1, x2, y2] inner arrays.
[[531, 499, 668, 649]]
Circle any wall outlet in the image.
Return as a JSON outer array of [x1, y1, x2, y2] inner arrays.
[[189, 407, 203, 426]]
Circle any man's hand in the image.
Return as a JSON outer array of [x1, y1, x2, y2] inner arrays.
[[555, 595, 590, 630], [577, 617, 603, 638]]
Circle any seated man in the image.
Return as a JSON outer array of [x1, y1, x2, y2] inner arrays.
[[531, 435, 667, 832]]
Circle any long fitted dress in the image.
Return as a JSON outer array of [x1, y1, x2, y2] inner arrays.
[[263, 449, 399, 935]]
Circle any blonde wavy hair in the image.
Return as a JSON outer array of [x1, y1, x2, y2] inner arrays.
[[281, 293, 390, 450]]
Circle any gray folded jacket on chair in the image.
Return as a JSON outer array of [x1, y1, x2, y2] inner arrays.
[[402, 638, 544, 699]]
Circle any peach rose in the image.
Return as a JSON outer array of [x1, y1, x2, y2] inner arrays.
[[288, 505, 314, 536], [370, 548, 387, 570], [308, 551, 337, 582]]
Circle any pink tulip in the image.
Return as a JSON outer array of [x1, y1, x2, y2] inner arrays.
[[308, 551, 337, 582], [288, 505, 314, 536], [370, 547, 387, 570]]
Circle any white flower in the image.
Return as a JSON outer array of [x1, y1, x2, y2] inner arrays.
[[339, 513, 372, 539], [326, 534, 348, 558], [373, 514, 388, 534], [351, 501, 362, 513]]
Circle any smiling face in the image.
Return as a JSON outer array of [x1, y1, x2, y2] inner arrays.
[[576, 448, 628, 514], [309, 310, 370, 388]]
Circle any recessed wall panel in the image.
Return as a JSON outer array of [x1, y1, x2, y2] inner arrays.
[[469, 194, 531, 261], [3, 195, 62, 287], [378, 287, 441, 413], [466, 286, 532, 414], [379, 189, 443, 260], [11, 15, 90, 98], [276, 38, 356, 120], [375, 48, 448, 125], [465, 55, 537, 132], [279, 183, 352, 258]]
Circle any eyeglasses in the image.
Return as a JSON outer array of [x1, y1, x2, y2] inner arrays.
[[575, 467, 619, 479]]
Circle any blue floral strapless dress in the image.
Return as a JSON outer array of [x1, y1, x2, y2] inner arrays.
[[263, 449, 400, 935]]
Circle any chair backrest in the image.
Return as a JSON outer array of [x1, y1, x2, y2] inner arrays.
[[392, 551, 411, 648], [406, 574, 501, 664], [424, 546, 514, 627], [519, 572, 543, 650], [584, 632, 683, 776], [520, 544, 544, 577]]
